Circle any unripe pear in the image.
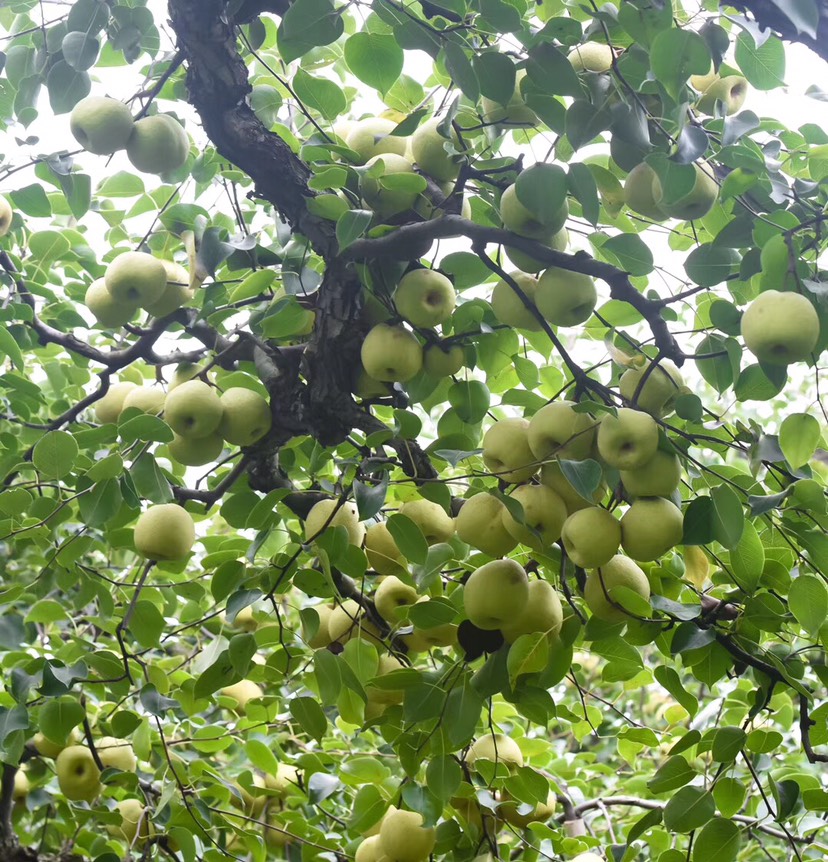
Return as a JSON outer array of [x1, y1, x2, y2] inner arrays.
[[697, 75, 748, 116], [167, 432, 224, 467], [568, 42, 614, 72], [620, 497, 683, 561], [740, 290, 820, 365], [596, 408, 659, 470], [501, 182, 568, 236], [541, 460, 607, 514], [144, 260, 193, 318], [220, 679, 264, 712], [106, 798, 154, 843], [423, 341, 464, 377], [126, 114, 190, 174], [304, 499, 365, 546], [303, 604, 334, 648], [619, 359, 684, 416], [346, 117, 408, 163], [379, 808, 436, 862], [133, 503, 196, 561], [361, 324, 423, 382], [500, 789, 557, 827], [528, 400, 597, 461], [620, 449, 682, 498], [164, 380, 224, 439], [218, 388, 272, 446], [583, 554, 650, 622], [360, 153, 420, 218], [13, 770, 29, 800], [499, 578, 563, 642], [105, 251, 167, 307], [561, 507, 621, 568], [463, 558, 529, 629], [85, 278, 139, 328], [506, 225, 568, 274], [411, 116, 462, 182], [501, 484, 567, 550], [482, 417, 538, 483], [0, 196, 14, 236], [491, 272, 542, 330], [366, 654, 406, 705], [365, 522, 406, 576], [465, 733, 524, 769], [394, 268, 456, 327], [624, 163, 667, 221], [122, 386, 165, 415], [97, 736, 136, 772], [56, 745, 101, 801], [455, 493, 518, 557], [481, 70, 537, 126], [398, 498, 454, 544], [94, 382, 138, 424], [70, 96, 134, 155], [373, 575, 418, 622], [655, 162, 718, 220]]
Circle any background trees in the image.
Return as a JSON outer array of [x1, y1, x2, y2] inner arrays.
[[0, 1, 826, 861]]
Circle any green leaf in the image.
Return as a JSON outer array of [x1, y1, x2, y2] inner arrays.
[[61, 31, 100, 71], [729, 520, 764, 595], [447, 380, 490, 424], [650, 28, 711, 99], [473, 50, 516, 105], [507, 632, 549, 686], [129, 601, 165, 649], [442, 41, 479, 103], [684, 244, 740, 287], [713, 777, 746, 819], [478, 0, 522, 32], [344, 33, 403, 96], [118, 413, 174, 444], [663, 786, 715, 832], [336, 209, 372, 251], [567, 162, 600, 226], [386, 513, 428, 565], [711, 484, 744, 549], [734, 363, 787, 402], [277, 0, 345, 63], [601, 233, 654, 276], [425, 755, 462, 801], [735, 31, 785, 91], [779, 412, 820, 468], [711, 726, 746, 762], [10, 184, 52, 217], [78, 478, 122, 528], [692, 817, 742, 862], [293, 68, 346, 121], [789, 574, 828, 636], [245, 738, 280, 776], [38, 698, 84, 745], [32, 431, 78, 479], [0, 328, 25, 370], [289, 696, 327, 742], [229, 269, 276, 303], [647, 754, 696, 793], [526, 43, 582, 98], [654, 666, 698, 717], [46, 60, 91, 113]]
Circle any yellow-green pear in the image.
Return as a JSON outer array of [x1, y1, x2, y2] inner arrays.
[[304, 498, 365, 546], [536, 267, 597, 326], [455, 493, 519, 557], [620, 450, 682, 498], [596, 408, 659, 470], [500, 790, 557, 827], [233, 774, 267, 814], [584, 554, 650, 622], [571, 854, 605, 862], [361, 323, 423, 382], [360, 153, 419, 218], [481, 70, 537, 126], [690, 65, 719, 93], [500, 578, 563, 642], [374, 575, 418, 623], [144, 260, 193, 318], [264, 815, 295, 848], [106, 798, 154, 843], [167, 432, 224, 467], [70, 96, 134, 155], [94, 382, 137, 424], [220, 679, 264, 712], [463, 558, 529, 629], [366, 654, 406, 705], [401, 618, 458, 652], [133, 503, 196, 560], [423, 341, 464, 377], [621, 497, 683, 561], [398, 498, 454, 544], [328, 600, 369, 644], [122, 386, 165, 415], [346, 117, 408, 163], [56, 745, 101, 802], [624, 163, 667, 221], [0, 196, 14, 236], [379, 808, 436, 862], [104, 251, 168, 307], [740, 290, 820, 365], [619, 359, 684, 416], [540, 460, 607, 514], [394, 268, 456, 327], [501, 484, 567, 550], [411, 116, 462, 182], [13, 770, 29, 801], [491, 272, 542, 330], [33, 727, 79, 759], [303, 604, 334, 648], [506, 225, 568, 274], [168, 362, 203, 391], [97, 736, 136, 772], [561, 507, 621, 568], [265, 762, 300, 797], [655, 161, 718, 220], [355, 835, 385, 862], [353, 368, 394, 399], [528, 400, 596, 461], [85, 278, 139, 328], [465, 733, 524, 770], [163, 380, 224, 439], [501, 182, 568, 236], [697, 75, 748, 116], [482, 417, 538, 483], [232, 606, 258, 633], [218, 388, 272, 446], [365, 522, 406, 576], [568, 43, 614, 72], [126, 114, 190, 174]]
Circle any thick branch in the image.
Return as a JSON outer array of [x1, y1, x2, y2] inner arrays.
[[346, 216, 681, 363]]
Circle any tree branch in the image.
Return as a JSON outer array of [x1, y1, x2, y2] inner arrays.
[[726, 1, 828, 64]]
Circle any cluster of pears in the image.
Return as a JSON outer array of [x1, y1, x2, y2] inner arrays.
[[84, 251, 193, 327], [69, 95, 189, 174], [95, 372, 272, 468], [355, 806, 435, 862], [359, 267, 462, 389]]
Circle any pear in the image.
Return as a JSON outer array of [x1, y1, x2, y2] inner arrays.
[[410, 116, 462, 182], [360, 153, 420, 218], [620, 449, 682, 498], [220, 679, 264, 712], [499, 579, 563, 642], [501, 484, 568, 550], [398, 498, 454, 544], [0, 196, 14, 236], [619, 359, 684, 416], [596, 408, 659, 470], [561, 507, 621, 568], [365, 522, 406, 576], [126, 114, 190, 174], [361, 324, 423, 383], [70, 96, 134, 155], [463, 558, 529, 629], [122, 386, 165, 415], [423, 341, 464, 377], [583, 554, 650, 622], [455, 493, 518, 557], [379, 808, 436, 862], [655, 162, 719, 221], [373, 575, 418, 623], [56, 746, 101, 802], [163, 380, 224, 439], [304, 499, 365, 546], [535, 267, 597, 326], [482, 417, 538, 483], [490, 272, 542, 330], [528, 400, 596, 461], [133, 503, 196, 560], [393, 268, 456, 328], [85, 278, 139, 328], [218, 388, 272, 446], [568, 42, 614, 72], [620, 497, 683, 561], [624, 163, 667, 221], [167, 432, 224, 467], [97, 736, 136, 772], [740, 290, 820, 365], [144, 260, 193, 318], [540, 460, 607, 514], [346, 117, 408, 163], [500, 790, 557, 827], [303, 604, 334, 648], [697, 75, 749, 116], [365, 654, 407, 705], [94, 382, 138, 424], [106, 798, 154, 843], [500, 182, 568, 236], [465, 733, 524, 770], [105, 251, 168, 308]]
